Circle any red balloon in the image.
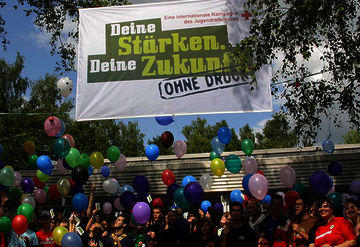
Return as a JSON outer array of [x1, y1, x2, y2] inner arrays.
[[160, 131, 174, 148], [68, 179, 75, 187], [12, 215, 28, 235], [62, 134, 75, 148], [162, 169, 175, 186], [257, 170, 264, 176], [284, 190, 300, 208], [152, 198, 164, 207], [33, 176, 45, 189], [48, 185, 61, 201]]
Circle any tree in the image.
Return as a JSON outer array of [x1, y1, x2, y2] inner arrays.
[[343, 129, 360, 144], [239, 124, 256, 143], [117, 121, 145, 157]]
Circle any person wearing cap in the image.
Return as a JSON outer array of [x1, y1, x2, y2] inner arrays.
[[36, 210, 55, 247]]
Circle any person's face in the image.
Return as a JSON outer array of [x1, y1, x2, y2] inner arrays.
[[153, 208, 162, 222], [345, 202, 359, 220], [319, 201, 333, 220], [247, 202, 260, 217], [147, 231, 156, 239], [271, 199, 283, 216], [50, 219, 57, 229], [90, 222, 101, 231], [258, 237, 270, 247], [101, 220, 109, 229], [230, 206, 242, 221], [294, 199, 305, 215], [39, 217, 50, 228], [167, 211, 177, 225], [201, 222, 210, 235], [113, 216, 125, 228]]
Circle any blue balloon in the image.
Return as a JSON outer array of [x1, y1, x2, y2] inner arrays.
[[217, 127, 232, 144], [61, 232, 83, 247], [120, 184, 135, 194], [309, 170, 331, 195], [182, 175, 197, 187], [242, 174, 253, 196], [55, 120, 66, 138], [230, 190, 244, 203], [211, 137, 225, 155], [72, 193, 88, 212], [88, 166, 93, 176], [201, 200, 212, 213], [184, 182, 204, 204], [214, 202, 223, 214], [133, 175, 150, 194], [167, 183, 180, 201], [101, 166, 110, 178], [0, 144, 3, 156], [261, 195, 271, 204], [37, 155, 53, 175], [155, 116, 174, 126], [322, 139, 335, 154], [328, 161, 342, 176], [145, 145, 160, 161]]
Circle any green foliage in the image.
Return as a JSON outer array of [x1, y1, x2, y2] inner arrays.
[[343, 129, 360, 144], [147, 136, 172, 155], [239, 124, 255, 143]]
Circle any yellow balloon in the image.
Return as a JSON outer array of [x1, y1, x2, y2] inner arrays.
[[24, 140, 35, 155], [19, 193, 27, 203], [52, 226, 68, 246], [5, 165, 13, 171], [210, 158, 225, 177], [56, 178, 70, 196], [90, 151, 104, 169]]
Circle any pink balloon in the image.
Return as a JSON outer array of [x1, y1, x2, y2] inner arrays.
[[34, 189, 47, 204], [174, 140, 187, 158], [279, 165, 296, 188], [249, 174, 268, 200], [114, 154, 126, 171], [62, 134, 75, 148], [243, 156, 258, 174], [44, 116, 61, 137], [13, 171, 22, 186], [114, 198, 124, 211], [56, 159, 68, 175], [103, 202, 112, 215]]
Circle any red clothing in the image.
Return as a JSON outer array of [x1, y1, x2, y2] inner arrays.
[[0, 232, 5, 247], [315, 217, 355, 247], [36, 229, 55, 247]]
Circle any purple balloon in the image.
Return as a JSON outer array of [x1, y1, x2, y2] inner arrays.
[[350, 180, 360, 194], [328, 161, 342, 176], [214, 202, 223, 214], [167, 183, 181, 201], [184, 182, 204, 204], [132, 202, 151, 224], [114, 198, 124, 210], [21, 178, 35, 194], [70, 184, 84, 196], [309, 171, 331, 195], [62, 158, 72, 170], [120, 191, 136, 210], [133, 175, 150, 194]]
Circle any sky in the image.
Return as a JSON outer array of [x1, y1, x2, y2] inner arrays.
[[0, 0, 352, 146]]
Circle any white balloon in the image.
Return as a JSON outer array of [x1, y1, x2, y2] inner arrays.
[[243, 157, 258, 174], [57, 77, 73, 97], [114, 154, 126, 171], [22, 195, 36, 209], [279, 165, 296, 188], [13, 171, 22, 186], [103, 179, 117, 194], [200, 174, 213, 190]]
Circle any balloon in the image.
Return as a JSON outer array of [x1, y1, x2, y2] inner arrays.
[[0, 168, 14, 186], [57, 76, 73, 97], [155, 116, 174, 126], [284, 190, 300, 208], [249, 174, 268, 200], [62, 134, 75, 148], [49, 185, 61, 201], [103, 179, 117, 194], [21, 196, 35, 209], [214, 203, 223, 214], [201, 200, 212, 213], [225, 154, 242, 173], [173, 187, 191, 210], [182, 175, 197, 187], [241, 139, 254, 155], [211, 137, 225, 155], [12, 215, 28, 235], [174, 140, 187, 159], [133, 202, 151, 224], [114, 154, 126, 171], [53, 138, 71, 158], [200, 174, 213, 190], [230, 190, 245, 203], [350, 180, 360, 194], [101, 166, 110, 178], [162, 169, 175, 186], [106, 146, 120, 163], [120, 184, 135, 194], [28, 154, 38, 169], [88, 166, 93, 176], [184, 182, 204, 204], [152, 198, 164, 207], [167, 183, 180, 201], [53, 226, 69, 245], [160, 131, 174, 148], [328, 192, 342, 210], [292, 181, 305, 195], [133, 175, 150, 194], [79, 153, 90, 169], [13, 171, 22, 186], [0, 184, 8, 192], [34, 189, 47, 204], [65, 148, 81, 168], [0, 144, 2, 156], [55, 119, 66, 138], [243, 156, 258, 174], [0, 161, 4, 170], [328, 161, 342, 176], [0, 216, 11, 233], [217, 127, 232, 144], [17, 203, 34, 222], [56, 159, 68, 175], [9, 187, 22, 202], [114, 198, 124, 211], [70, 184, 84, 196], [21, 178, 34, 194], [322, 139, 335, 154], [103, 202, 112, 215], [71, 166, 89, 186], [210, 158, 225, 177], [44, 116, 61, 137], [72, 193, 88, 212], [23, 140, 35, 155], [89, 151, 104, 169], [242, 174, 253, 196], [37, 155, 53, 175], [309, 171, 331, 195], [36, 170, 50, 183], [61, 232, 83, 247], [57, 178, 70, 195], [209, 151, 221, 161], [145, 145, 160, 161], [120, 191, 136, 210], [279, 165, 296, 188], [33, 176, 45, 189], [262, 195, 271, 205]]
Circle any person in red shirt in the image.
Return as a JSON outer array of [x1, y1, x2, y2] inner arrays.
[[36, 210, 55, 247], [314, 198, 356, 247]]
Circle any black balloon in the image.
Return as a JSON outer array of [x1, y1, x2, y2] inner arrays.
[[160, 131, 174, 148], [71, 166, 89, 185], [120, 191, 136, 210]]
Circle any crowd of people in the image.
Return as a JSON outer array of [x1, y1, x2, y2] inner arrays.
[[0, 184, 359, 247]]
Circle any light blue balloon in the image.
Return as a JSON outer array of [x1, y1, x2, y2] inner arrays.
[[120, 184, 134, 194], [211, 137, 225, 155], [322, 139, 335, 154], [201, 200, 212, 213], [182, 175, 197, 187], [230, 190, 244, 203], [145, 145, 160, 161]]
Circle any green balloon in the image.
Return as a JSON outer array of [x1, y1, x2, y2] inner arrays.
[[17, 203, 34, 222], [328, 192, 342, 210], [225, 154, 242, 173], [28, 155, 38, 169], [209, 151, 221, 161], [79, 153, 90, 168], [241, 139, 254, 155], [9, 187, 22, 202], [44, 185, 49, 198], [0, 216, 11, 233], [292, 181, 305, 195], [106, 146, 120, 163], [65, 148, 81, 168], [173, 187, 191, 210], [0, 168, 14, 186], [36, 170, 50, 183]]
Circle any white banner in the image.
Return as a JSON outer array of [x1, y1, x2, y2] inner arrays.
[[75, 0, 272, 121]]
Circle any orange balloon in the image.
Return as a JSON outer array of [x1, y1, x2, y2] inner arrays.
[[24, 140, 35, 155]]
